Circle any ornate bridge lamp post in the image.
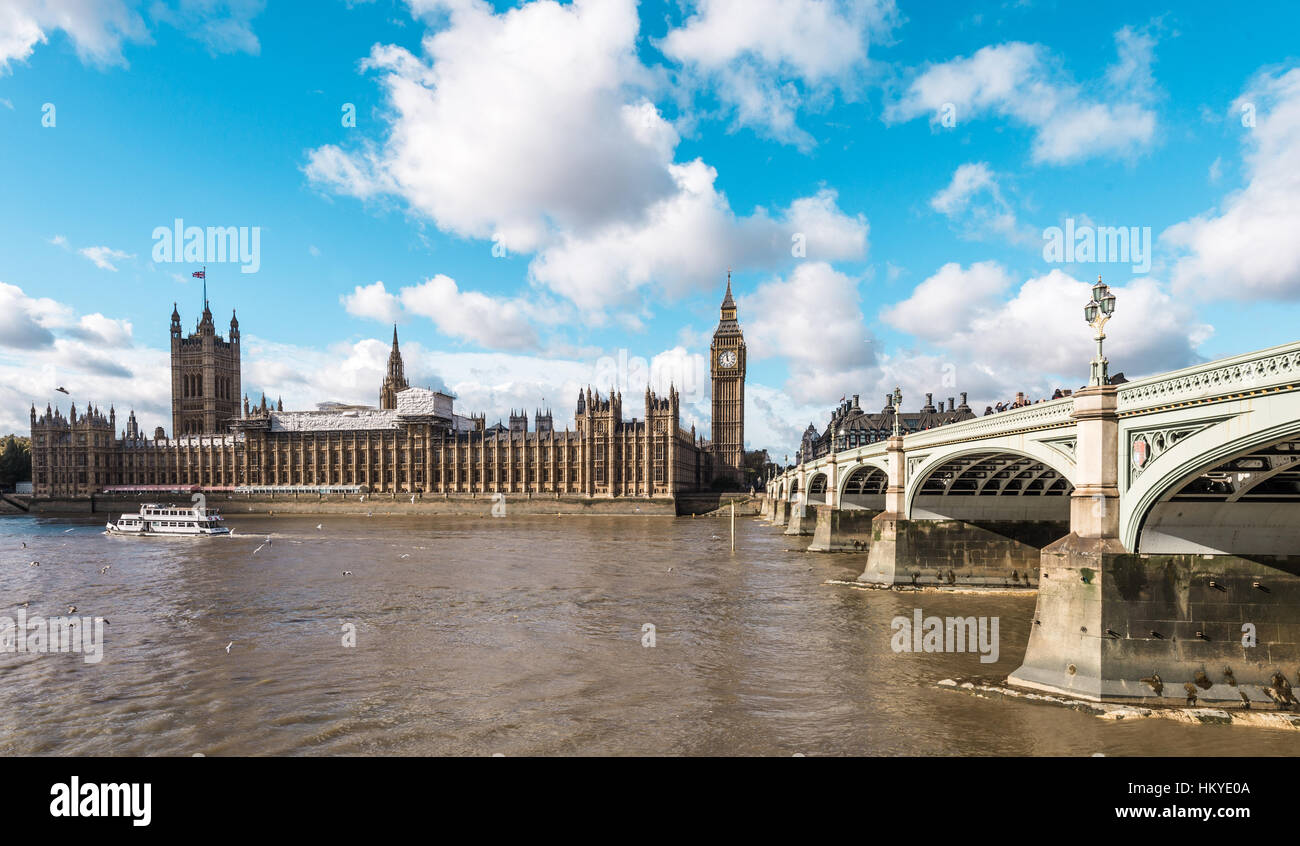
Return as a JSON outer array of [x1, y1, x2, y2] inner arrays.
[[1084, 276, 1117, 387], [891, 387, 903, 437], [1007, 275, 1125, 697]]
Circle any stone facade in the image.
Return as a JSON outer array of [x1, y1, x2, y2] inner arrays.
[[170, 302, 241, 435], [30, 285, 742, 500], [709, 274, 745, 485], [797, 392, 975, 462]]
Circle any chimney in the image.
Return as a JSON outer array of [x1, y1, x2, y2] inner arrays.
[[960, 392, 968, 408], [852, 394, 859, 408], [948, 397, 955, 411]]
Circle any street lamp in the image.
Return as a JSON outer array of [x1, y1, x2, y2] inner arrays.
[[837, 426, 846, 451], [1084, 276, 1117, 386], [891, 386, 903, 437]]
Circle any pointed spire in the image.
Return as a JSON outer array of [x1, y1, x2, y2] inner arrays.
[[721, 269, 735, 309]]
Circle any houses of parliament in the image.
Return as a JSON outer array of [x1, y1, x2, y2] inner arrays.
[[28, 281, 749, 500]]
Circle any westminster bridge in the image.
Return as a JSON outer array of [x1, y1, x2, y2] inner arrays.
[[763, 339, 1300, 708]]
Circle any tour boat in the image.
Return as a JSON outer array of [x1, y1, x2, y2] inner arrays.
[[105, 503, 231, 536]]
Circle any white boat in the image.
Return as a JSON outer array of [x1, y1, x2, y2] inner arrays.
[[106, 503, 231, 536]]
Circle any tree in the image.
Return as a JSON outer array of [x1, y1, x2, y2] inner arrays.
[[0, 435, 32, 489]]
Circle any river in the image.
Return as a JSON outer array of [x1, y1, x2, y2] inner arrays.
[[2, 512, 1296, 756]]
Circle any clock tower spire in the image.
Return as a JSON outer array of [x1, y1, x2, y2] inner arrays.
[[710, 271, 746, 487]]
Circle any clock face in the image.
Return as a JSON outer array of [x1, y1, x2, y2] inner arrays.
[[718, 350, 737, 369]]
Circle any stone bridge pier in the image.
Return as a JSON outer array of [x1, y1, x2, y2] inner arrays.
[[771, 340, 1300, 704]]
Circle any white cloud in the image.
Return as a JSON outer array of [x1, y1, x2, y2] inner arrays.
[[0, 0, 148, 72], [929, 162, 1031, 244], [151, 0, 266, 56], [879, 263, 1210, 406], [1164, 66, 1300, 300], [305, 0, 869, 318], [78, 245, 133, 271], [740, 261, 876, 404], [529, 168, 868, 313], [342, 276, 550, 351], [341, 280, 402, 324], [0, 282, 63, 350], [398, 274, 540, 351], [659, 0, 898, 147], [0, 283, 165, 435], [886, 27, 1158, 164]]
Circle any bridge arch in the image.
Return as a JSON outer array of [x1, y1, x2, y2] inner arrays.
[[836, 461, 889, 510], [905, 444, 1075, 523], [1123, 394, 1300, 553], [786, 477, 801, 501], [806, 472, 829, 504]]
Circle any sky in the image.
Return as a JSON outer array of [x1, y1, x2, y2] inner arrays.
[[2, 0, 1299, 459]]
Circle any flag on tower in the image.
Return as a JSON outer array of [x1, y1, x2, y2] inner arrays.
[[192, 270, 205, 279]]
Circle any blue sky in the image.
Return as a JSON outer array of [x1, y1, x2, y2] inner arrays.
[[2, 0, 1299, 457]]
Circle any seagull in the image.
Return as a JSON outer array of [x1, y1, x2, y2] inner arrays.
[[399, 553, 409, 559], [28, 561, 39, 567], [67, 605, 76, 613], [18, 601, 29, 608], [21, 542, 26, 548], [342, 570, 353, 576], [56, 386, 69, 394], [225, 641, 233, 654], [410, 495, 415, 504], [252, 543, 266, 555], [99, 566, 110, 574], [63, 528, 75, 533], [316, 524, 322, 530]]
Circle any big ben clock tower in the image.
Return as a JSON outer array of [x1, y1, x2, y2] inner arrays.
[[710, 272, 746, 486]]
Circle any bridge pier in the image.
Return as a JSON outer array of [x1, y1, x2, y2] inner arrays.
[[1008, 544, 1300, 704], [856, 515, 1047, 587], [771, 498, 790, 526], [784, 500, 814, 536], [807, 508, 876, 552]]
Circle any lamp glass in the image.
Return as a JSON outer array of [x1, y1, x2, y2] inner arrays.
[[1102, 293, 1116, 315], [1084, 302, 1099, 321]]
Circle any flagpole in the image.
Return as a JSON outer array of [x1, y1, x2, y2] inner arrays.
[[203, 264, 207, 309]]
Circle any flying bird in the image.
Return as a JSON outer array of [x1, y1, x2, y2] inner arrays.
[[56, 386, 69, 394], [225, 641, 233, 654], [342, 570, 353, 576], [67, 605, 76, 613], [316, 524, 322, 530]]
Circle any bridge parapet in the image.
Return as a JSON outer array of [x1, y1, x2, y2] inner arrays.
[[902, 396, 1074, 449], [1117, 339, 1300, 414]]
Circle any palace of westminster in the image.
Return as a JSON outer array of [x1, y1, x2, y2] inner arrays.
[[28, 281, 751, 500]]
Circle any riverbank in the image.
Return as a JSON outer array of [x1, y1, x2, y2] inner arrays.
[[23, 491, 760, 517]]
